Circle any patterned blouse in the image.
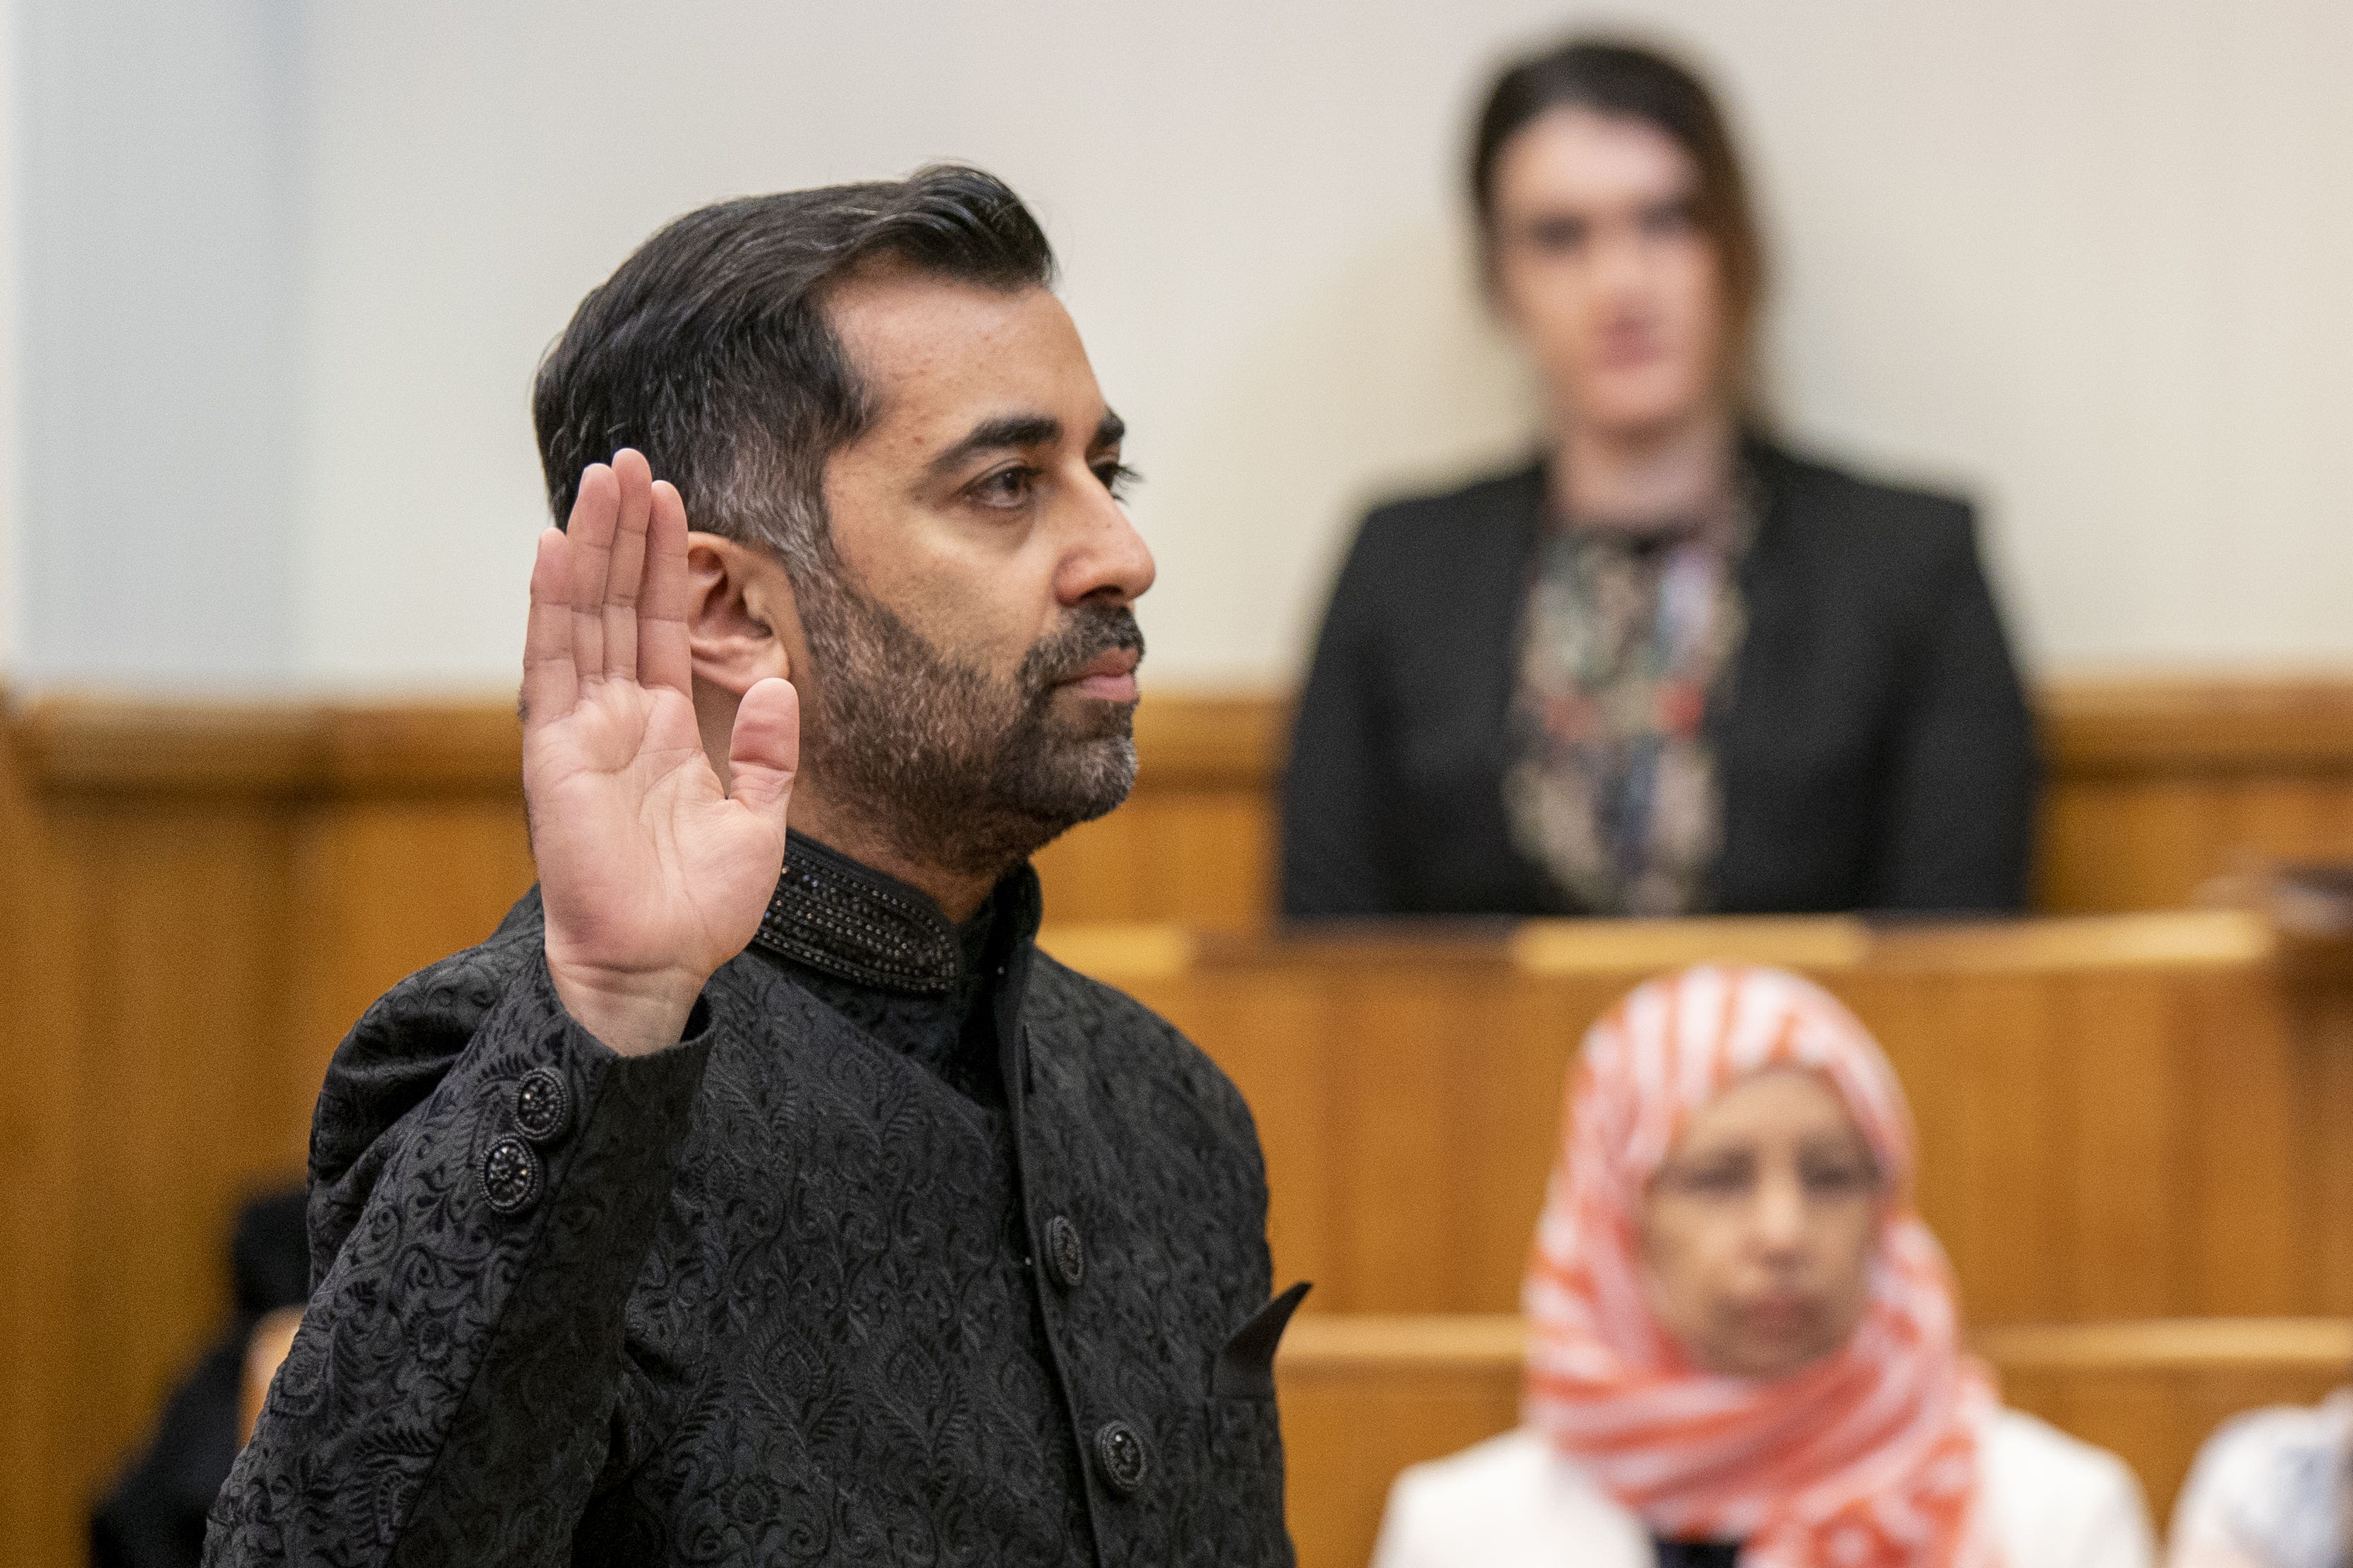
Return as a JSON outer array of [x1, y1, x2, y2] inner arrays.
[[1502, 486, 1753, 916]]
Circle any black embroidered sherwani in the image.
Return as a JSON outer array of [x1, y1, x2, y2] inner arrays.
[[206, 834, 1299, 1566]]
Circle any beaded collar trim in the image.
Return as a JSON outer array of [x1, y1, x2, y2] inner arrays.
[[751, 833, 961, 995]]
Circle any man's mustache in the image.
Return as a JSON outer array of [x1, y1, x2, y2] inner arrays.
[[1022, 606, 1146, 691]]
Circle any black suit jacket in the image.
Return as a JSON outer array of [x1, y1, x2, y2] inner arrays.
[[1281, 440, 2038, 918], [208, 875, 1293, 1566]]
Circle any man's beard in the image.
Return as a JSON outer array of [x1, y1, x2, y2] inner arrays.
[[795, 577, 1144, 882]]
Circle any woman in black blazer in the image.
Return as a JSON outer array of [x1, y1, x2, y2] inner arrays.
[[1282, 39, 2036, 920]]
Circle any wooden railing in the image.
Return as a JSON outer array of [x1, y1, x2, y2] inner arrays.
[[1276, 1315, 2353, 1568], [1052, 910, 2353, 1324], [1065, 679, 2353, 925]]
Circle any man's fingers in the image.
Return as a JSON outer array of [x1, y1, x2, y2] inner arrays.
[[639, 480, 694, 695], [726, 677, 800, 832], [566, 462, 618, 681], [521, 528, 577, 727], [604, 450, 653, 682]]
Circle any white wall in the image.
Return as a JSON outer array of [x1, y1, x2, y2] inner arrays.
[[12, 0, 2353, 693], [13, 0, 303, 689], [0, 0, 18, 672]]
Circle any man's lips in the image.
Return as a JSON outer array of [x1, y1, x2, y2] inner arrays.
[[1058, 647, 1141, 703]]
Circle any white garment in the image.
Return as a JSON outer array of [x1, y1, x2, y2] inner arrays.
[[2167, 1390, 2353, 1568], [1371, 1412, 2155, 1568]]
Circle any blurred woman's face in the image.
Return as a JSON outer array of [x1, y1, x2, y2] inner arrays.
[[1638, 1066, 1882, 1380], [1488, 107, 1727, 442]]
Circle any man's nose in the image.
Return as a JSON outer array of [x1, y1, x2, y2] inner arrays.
[[1058, 478, 1156, 606]]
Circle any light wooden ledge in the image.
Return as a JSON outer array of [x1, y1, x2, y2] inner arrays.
[[1511, 917, 1870, 975], [1515, 910, 2273, 976], [1043, 908, 2282, 983], [14, 695, 334, 792], [1038, 923, 1202, 980], [1281, 1314, 1526, 1373], [1863, 908, 2275, 972], [2044, 676, 2353, 774], [1973, 1317, 2353, 1372], [24, 674, 2353, 798], [1130, 691, 1290, 788], [1278, 1315, 2353, 1376], [11, 693, 526, 795], [8, 686, 1273, 797]]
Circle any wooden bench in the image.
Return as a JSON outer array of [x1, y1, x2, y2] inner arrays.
[[1275, 1315, 2353, 1568], [1044, 911, 2353, 1325]]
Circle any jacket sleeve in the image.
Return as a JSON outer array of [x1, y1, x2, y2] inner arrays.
[[1280, 510, 1403, 918], [205, 948, 718, 1567], [1866, 506, 2040, 913]]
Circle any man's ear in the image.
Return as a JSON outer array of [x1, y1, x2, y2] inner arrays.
[[685, 533, 805, 695]]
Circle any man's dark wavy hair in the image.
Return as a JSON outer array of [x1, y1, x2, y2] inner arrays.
[[531, 164, 1057, 576]]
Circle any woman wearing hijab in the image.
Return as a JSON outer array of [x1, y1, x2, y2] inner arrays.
[[1371, 965, 2152, 1568], [1280, 39, 2037, 920]]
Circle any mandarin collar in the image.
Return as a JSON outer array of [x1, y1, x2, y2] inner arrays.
[[751, 830, 1040, 996]]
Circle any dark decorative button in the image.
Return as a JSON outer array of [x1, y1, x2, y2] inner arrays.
[[513, 1068, 569, 1143], [1094, 1420, 1149, 1495], [1044, 1215, 1084, 1290], [480, 1137, 540, 1214]]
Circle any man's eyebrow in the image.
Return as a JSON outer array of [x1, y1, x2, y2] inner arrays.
[[926, 413, 1063, 479]]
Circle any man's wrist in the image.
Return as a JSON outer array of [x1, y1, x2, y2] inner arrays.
[[547, 957, 706, 1058]]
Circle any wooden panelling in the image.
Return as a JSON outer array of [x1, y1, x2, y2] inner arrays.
[[286, 798, 537, 1091], [1046, 912, 2342, 1325], [8, 680, 2353, 1565], [1031, 691, 1286, 930], [1273, 1315, 2353, 1568], [2038, 679, 2353, 913], [1274, 1314, 1527, 1568], [46, 793, 303, 1525], [0, 697, 538, 1568], [1032, 680, 2353, 928], [0, 699, 80, 1567]]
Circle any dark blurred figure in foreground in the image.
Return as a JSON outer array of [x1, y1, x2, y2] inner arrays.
[[1282, 38, 2038, 920], [92, 1189, 308, 1568]]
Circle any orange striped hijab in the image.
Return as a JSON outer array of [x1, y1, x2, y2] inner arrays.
[[1523, 965, 2001, 1568]]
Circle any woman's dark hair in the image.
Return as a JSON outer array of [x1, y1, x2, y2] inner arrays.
[[532, 164, 1055, 576], [1470, 39, 1766, 391]]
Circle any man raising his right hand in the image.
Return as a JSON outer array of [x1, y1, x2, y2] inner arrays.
[[208, 166, 1300, 1567]]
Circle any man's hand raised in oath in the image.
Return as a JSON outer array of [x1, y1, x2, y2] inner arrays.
[[521, 448, 799, 1056]]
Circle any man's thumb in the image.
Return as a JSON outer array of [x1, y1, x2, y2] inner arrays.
[[727, 677, 800, 825]]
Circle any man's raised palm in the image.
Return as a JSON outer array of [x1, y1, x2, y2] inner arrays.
[[521, 449, 798, 1056]]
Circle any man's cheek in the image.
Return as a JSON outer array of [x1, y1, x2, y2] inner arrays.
[[932, 603, 1034, 686]]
